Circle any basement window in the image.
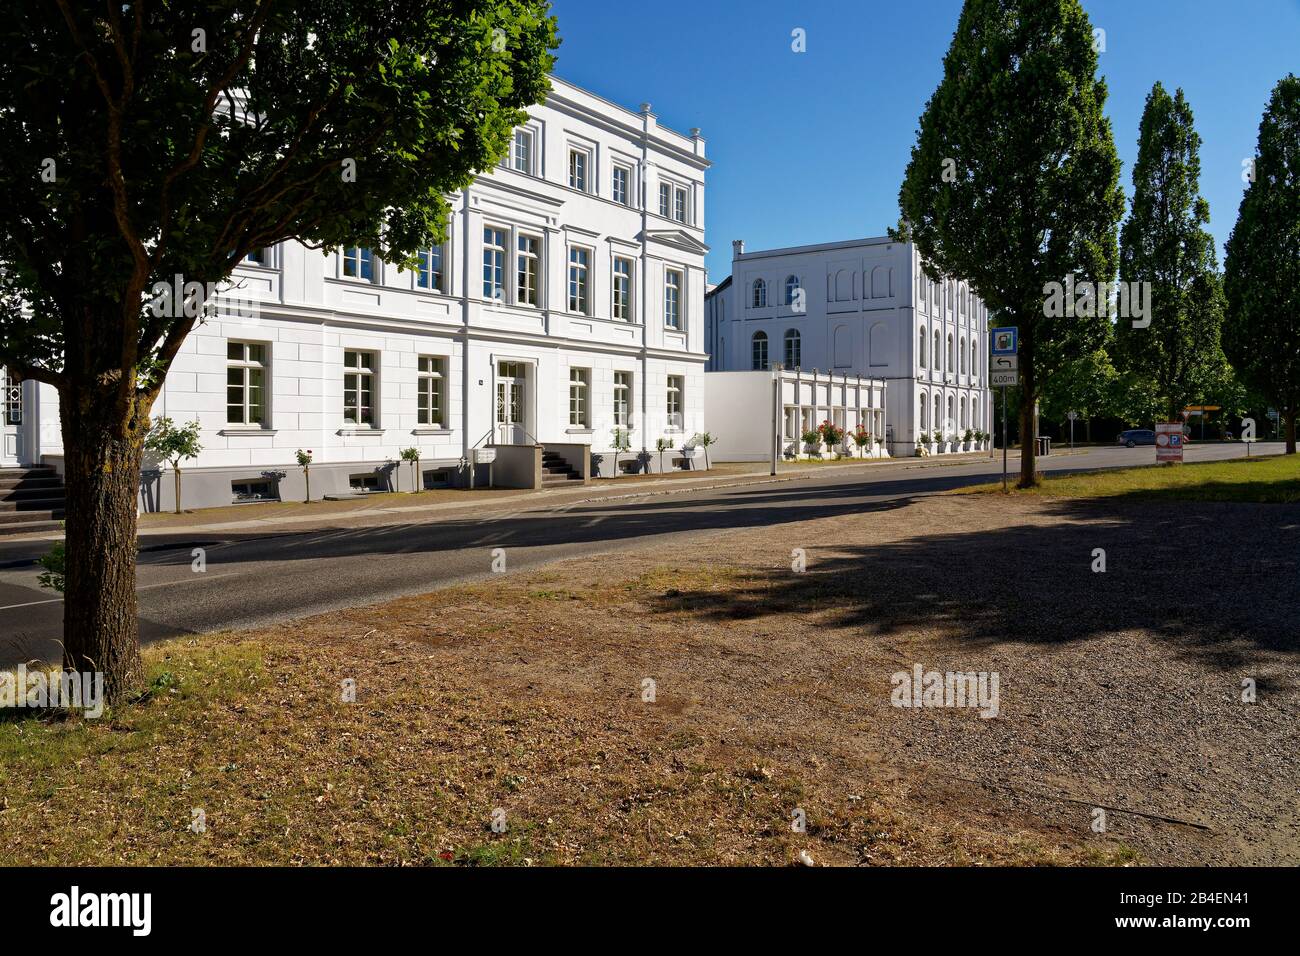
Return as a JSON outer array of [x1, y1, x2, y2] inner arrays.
[[349, 473, 383, 491], [422, 469, 450, 490], [231, 478, 278, 503]]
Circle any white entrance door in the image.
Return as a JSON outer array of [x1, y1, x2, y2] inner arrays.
[[1, 368, 23, 468], [495, 361, 528, 444]]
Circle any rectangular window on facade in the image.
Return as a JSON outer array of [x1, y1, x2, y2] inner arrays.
[[417, 246, 443, 291], [664, 269, 682, 329], [658, 183, 671, 217], [612, 165, 629, 205], [517, 234, 540, 307], [568, 246, 590, 314], [667, 375, 683, 428], [343, 350, 377, 426], [244, 248, 268, 266], [569, 367, 590, 427], [568, 148, 588, 191], [613, 371, 631, 426], [612, 256, 633, 321], [342, 247, 373, 281], [673, 187, 687, 223], [418, 356, 445, 427], [513, 129, 533, 174], [226, 341, 267, 425], [483, 227, 506, 300]]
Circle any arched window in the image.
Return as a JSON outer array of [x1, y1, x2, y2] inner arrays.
[[933, 330, 941, 370], [751, 330, 769, 370], [919, 392, 928, 430], [960, 396, 967, 429], [784, 275, 801, 307], [947, 333, 955, 371], [918, 326, 927, 367], [783, 329, 801, 368], [947, 395, 955, 430], [752, 278, 767, 308], [960, 336, 967, 374], [933, 395, 942, 435], [972, 340, 979, 377]]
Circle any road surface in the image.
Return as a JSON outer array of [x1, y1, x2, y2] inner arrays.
[[0, 442, 1282, 666]]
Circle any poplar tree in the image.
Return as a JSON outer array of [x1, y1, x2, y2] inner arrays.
[[896, 0, 1123, 487]]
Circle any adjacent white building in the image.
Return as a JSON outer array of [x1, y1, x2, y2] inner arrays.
[[703, 237, 992, 458], [4, 77, 711, 509]]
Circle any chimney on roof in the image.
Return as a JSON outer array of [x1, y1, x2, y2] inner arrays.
[[732, 239, 745, 257]]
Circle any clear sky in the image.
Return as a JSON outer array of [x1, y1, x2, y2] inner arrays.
[[546, 0, 1300, 282]]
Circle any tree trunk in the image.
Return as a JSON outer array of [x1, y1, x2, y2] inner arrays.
[[60, 387, 148, 703], [173, 466, 182, 514], [1287, 410, 1297, 455]]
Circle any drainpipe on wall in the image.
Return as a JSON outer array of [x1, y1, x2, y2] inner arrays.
[[461, 187, 473, 488]]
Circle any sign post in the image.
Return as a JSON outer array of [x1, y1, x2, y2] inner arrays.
[[991, 328, 1019, 491], [1067, 410, 1078, 450]]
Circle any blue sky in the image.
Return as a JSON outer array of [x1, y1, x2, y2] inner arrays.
[[547, 0, 1300, 281]]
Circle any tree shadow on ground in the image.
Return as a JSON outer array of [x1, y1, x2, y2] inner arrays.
[[642, 495, 1300, 677]]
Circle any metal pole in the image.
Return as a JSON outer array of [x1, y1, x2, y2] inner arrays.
[[771, 367, 780, 476], [1001, 386, 1008, 492]]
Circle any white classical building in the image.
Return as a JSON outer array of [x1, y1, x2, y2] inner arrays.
[[703, 237, 992, 459], [4, 77, 711, 510]]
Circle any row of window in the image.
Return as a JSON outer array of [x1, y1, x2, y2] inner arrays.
[[227, 341, 687, 434], [226, 342, 447, 429], [567, 369, 685, 430], [326, 233, 686, 329], [918, 326, 980, 376], [502, 127, 694, 224], [750, 276, 802, 309], [919, 391, 984, 433], [918, 274, 981, 318]]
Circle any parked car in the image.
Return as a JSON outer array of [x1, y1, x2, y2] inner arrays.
[[1117, 428, 1156, 447]]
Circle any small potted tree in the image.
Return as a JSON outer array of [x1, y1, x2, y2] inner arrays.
[[400, 446, 421, 492], [801, 427, 822, 458], [145, 417, 203, 514], [818, 420, 845, 460], [610, 427, 631, 477], [851, 424, 872, 458], [655, 437, 672, 473], [962, 428, 974, 452], [296, 448, 314, 502], [692, 431, 716, 470]]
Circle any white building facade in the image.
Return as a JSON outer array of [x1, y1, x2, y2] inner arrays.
[[6, 78, 711, 509], [703, 237, 992, 457]]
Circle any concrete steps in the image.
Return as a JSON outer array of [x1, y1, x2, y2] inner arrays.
[[541, 450, 582, 485], [0, 466, 65, 536]]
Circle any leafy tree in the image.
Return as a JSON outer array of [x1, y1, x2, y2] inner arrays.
[[1115, 84, 1228, 420], [610, 428, 631, 477], [295, 448, 314, 503], [895, 0, 1124, 487], [399, 446, 421, 492], [1225, 75, 1300, 454], [0, 2, 558, 700], [655, 436, 671, 473], [1039, 345, 1118, 434], [144, 417, 203, 513]]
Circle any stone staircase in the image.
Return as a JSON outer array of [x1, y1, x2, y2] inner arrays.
[[541, 450, 583, 486], [0, 465, 66, 536]]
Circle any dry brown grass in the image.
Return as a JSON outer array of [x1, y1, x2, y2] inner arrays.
[[0, 556, 1130, 866]]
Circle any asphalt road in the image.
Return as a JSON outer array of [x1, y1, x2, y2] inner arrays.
[[0, 442, 1283, 666]]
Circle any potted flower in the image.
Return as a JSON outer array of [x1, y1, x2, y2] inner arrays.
[[935, 431, 948, 454], [801, 428, 822, 458], [818, 420, 845, 459], [962, 428, 974, 452], [851, 424, 872, 458]]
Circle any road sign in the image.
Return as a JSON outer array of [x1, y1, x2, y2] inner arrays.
[[991, 369, 1017, 387], [1155, 422, 1184, 463], [1067, 411, 1079, 421], [991, 327, 1018, 355], [991, 354, 1018, 373]]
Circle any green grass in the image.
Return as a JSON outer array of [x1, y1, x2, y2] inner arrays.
[[955, 454, 1300, 503]]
